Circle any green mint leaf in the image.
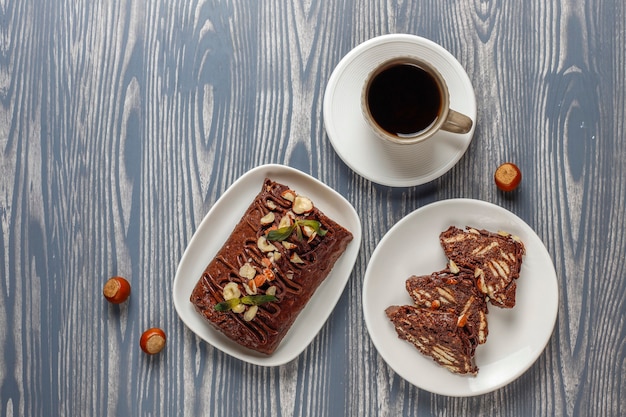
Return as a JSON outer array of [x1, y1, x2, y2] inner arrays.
[[297, 220, 328, 236], [240, 295, 278, 306], [266, 225, 296, 242], [214, 298, 241, 311]]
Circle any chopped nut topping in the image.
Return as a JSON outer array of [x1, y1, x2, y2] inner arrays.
[[266, 200, 277, 210], [257, 236, 278, 252], [232, 303, 246, 314], [290, 252, 305, 264], [292, 195, 313, 214], [223, 282, 241, 300], [251, 274, 266, 289], [247, 280, 258, 294], [239, 262, 257, 280], [269, 251, 281, 263], [281, 190, 296, 202], [278, 214, 293, 229], [243, 305, 259, 321], [302, 225, 315, 237], [302, 225, 317, 242], [243, 281, 256, 295], [262, 268, 275, 282], [282, 241, 297, 250], [260, 212, 275, 225]]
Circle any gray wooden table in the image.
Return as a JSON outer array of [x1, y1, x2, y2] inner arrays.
[[1, 0, 624, 415]]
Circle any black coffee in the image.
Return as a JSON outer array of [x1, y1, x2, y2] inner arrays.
[[366, 63, 442, 137]]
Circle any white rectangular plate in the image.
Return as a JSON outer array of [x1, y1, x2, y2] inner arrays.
[[173, 164, 362, 366]]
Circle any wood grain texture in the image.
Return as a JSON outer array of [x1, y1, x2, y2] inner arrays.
[[0, 0, 624, 415]]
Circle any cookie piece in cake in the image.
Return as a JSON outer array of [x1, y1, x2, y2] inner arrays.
[[405, 267, 489, 345], [385, 305, 478, 375], [190, 178, 353, 354], [439, 226, 525, 308]]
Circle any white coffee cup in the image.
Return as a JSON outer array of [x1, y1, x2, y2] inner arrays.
[[362, 57, 473, 146]]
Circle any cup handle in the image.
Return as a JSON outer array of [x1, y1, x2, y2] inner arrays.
[[441, 109, 473, 134]]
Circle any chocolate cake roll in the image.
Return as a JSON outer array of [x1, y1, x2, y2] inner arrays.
[[190, 178, 353, 355], [405, 267, 489, 345], [439, 226, 525, 308], [385, 305, 479, 375]]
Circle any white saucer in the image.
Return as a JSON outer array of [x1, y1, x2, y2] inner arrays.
[[323, 34, 477, 187]]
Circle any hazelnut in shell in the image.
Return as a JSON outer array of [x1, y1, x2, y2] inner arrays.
[[103, 276, 131, 304], [140, 328, 166, 355], [495, 162, 522, 191]]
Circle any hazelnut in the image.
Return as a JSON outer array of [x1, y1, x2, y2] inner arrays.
[[495, 162, 522, 191], [262, 268, 275, 282], [292, 196, 313, 214], [257, 236, 278, 252], [278, 214, 293, 229], [260, 212, 275, 225], [238, 262, 257, 280], [103, 276, 131, 304], [243, 281, 257, 295], [140, 327, 166, 355], [281, 190, 296, 202], [232, 303, 246, 314], [302, 225, 317, 242], [282, 241, 297, 250], [243, 305, 259, 321], [222, 282, 241, 300], [290, 252, 305, 264]]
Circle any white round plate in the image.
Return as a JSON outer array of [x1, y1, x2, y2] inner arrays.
[[323, 34, 477, 187], [173, 164, 362, 367], [363, 199, 558, 396]]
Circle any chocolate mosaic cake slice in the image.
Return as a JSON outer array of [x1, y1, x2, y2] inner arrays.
[[190, 178, 353, 354], [385, 305, 479, 375], [405, 267, 489, 345], [439, 226, 525, 308]]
